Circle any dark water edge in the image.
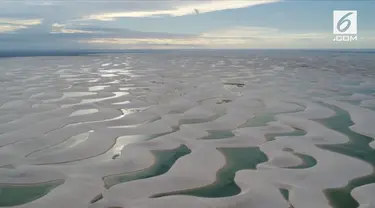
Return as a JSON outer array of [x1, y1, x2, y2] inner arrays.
[[151, 147, 268, 198], [152, 102, 374, 205], [240, 113, 275, 128], [287, 153, 317, 169], [265, 128, 306, 141], [151, 124, 309, 198], [103, 145, 191, 188], [201, 130, 235, 140], [240, 102, 305, 129], [0, 180, 63, 207], [316, 103, 375, 208], [279, 188, 290, 202]]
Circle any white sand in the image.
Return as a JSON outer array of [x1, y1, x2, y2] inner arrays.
[[0, 53, 374, 208]]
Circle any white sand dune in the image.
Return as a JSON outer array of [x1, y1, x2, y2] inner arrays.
[[0, 52, 374, 208]]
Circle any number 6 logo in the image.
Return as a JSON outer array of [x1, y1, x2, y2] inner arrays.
[[337, 12, 353, 32], [333, 10, 357, 35]]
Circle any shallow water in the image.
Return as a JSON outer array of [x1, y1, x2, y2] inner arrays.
[[317, 104, 375, 208], [0, 181, 63, 207], [151, 147, 267, 198], [103, 145, 191, 188], [201, 130, 235, 140], [241, 113, 275, 128], [265, 128, 306, 141]]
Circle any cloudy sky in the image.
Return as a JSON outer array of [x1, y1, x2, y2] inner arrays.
[[0, 0, 374, 50]]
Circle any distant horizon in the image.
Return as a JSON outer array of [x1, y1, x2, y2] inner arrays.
[[1, 48, 375, 58]]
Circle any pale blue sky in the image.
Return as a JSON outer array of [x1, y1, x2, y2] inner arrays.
[[0, 0, 374, 50]]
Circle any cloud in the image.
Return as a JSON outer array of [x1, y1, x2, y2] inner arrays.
[[82, 26, 347, 49], [85, 38, 204, 46], [52, 28, 94, 34], [25, 1, 56, 6], [49, 22, 195, 39], [201, 26, 330, 40], [0, 18, 43, 33], [84, 0, 278, 20], [0, 18, 43, 26], [51, 23, 94, 34], [0, 25, 27, 33], [83, 37, 251, 48]]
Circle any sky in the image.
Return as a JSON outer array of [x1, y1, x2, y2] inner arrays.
[[0, 0, 374, 50]]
